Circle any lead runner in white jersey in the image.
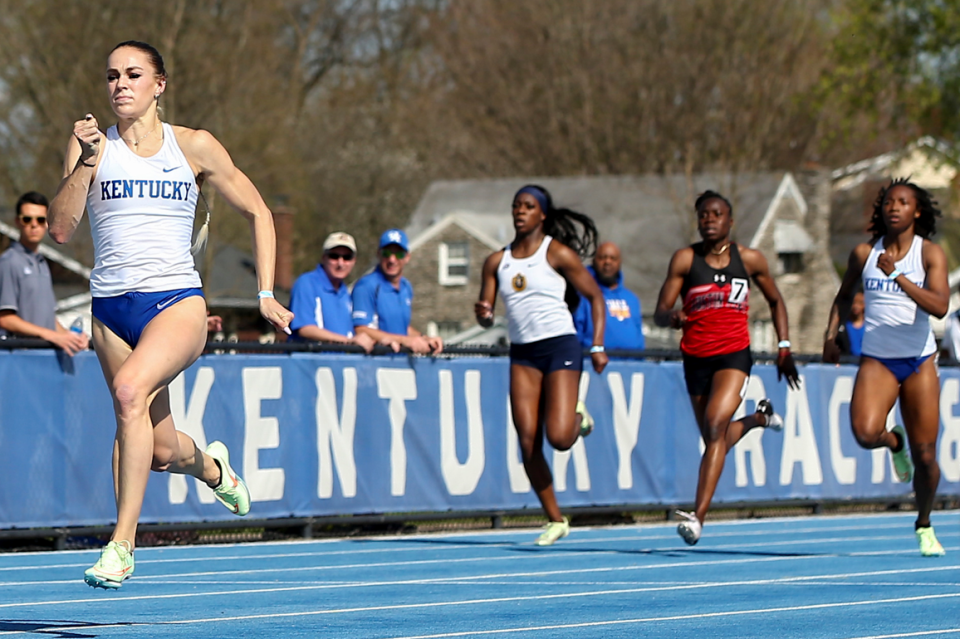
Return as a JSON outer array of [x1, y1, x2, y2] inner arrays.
[[823, 179, 948, 557], [48, 41, 293, 588], [475, 185, 607, 546]]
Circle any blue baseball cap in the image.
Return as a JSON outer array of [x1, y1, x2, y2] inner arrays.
[[379, 228, 409, 251]]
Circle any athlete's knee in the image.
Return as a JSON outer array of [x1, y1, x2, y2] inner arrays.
[[850, 418, 886, 449], [516, 434, 540, 462], [911, 442, 939, 471], [547, 431, 577, 452], [112, 375, 149, 420], [702, 418, 728, 444]]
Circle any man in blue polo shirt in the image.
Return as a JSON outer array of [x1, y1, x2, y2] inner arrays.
[[289, 232, 375, 352], [573, 241, 644, 352], [352, 228, 443, 354]]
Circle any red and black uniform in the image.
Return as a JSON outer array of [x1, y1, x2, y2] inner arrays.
[[680, 242, 752, 396]]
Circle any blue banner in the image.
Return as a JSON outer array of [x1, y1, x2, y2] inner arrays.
[[0, 351, 958, 529]]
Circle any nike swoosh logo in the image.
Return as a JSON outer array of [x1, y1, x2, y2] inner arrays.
[[162, 166, 179, 173], [564, 360, 573, 366], [156, 298, 178, 310]]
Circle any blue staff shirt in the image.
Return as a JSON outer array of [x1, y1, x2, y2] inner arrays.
[[352, 267, 413, 335], [289, 265, 355, 339], [573, 266, 644, 351]]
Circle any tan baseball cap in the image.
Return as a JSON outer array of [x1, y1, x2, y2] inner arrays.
[[322, 232, 357, 253]]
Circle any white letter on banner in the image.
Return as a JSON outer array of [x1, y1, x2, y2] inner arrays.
[[168, 368, 216, 504], [439, 369, 485, 495], [553, 373, 591, 492], [243, 367, 285, 501], [872, 407, 899, 484], [828, 376, 857, 485], [939, 378, 960, 482], [376, 368, 417, 496], [607, 372, 643, 489], [733, 377, 767, 487], [779, 376, 824, 485], [317, 367, 358, 498], [506, 397, 531, 493]]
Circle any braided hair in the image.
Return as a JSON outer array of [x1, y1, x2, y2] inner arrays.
[[513, 184, 599, 311], [868, 178, 941, 240]]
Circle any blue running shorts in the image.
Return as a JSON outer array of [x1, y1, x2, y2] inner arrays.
[[92, 288, 204, 347]]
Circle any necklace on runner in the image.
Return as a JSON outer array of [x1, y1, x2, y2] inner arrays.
[[127, 121, 161, 149], [711, 243, 730, 256]]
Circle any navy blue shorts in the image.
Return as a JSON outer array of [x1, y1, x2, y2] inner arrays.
[[682, 347, 753, 397], [509, 334, 583, 374], [92, 288, 204, 348], [866, 353, 934, 383]]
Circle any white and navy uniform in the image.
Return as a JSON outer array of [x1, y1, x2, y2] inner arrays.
[[497, 236, 581, 372], [860, 235, 936, 381], [86, 123, 204, 346]]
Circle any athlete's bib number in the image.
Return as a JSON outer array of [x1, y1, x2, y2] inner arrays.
[[728, 278, 748, 304]]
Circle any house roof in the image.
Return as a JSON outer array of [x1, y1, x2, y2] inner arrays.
[[831, 137, 959, 191], [406, 173, 803, 312]]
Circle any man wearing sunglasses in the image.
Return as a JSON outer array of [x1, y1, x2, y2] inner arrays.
[[289, 232, 375, 353], [352, 228, 443, 355], [0, 192, 88, 355]]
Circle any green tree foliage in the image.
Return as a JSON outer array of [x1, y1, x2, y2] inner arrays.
[[827, 0, 960, 141]]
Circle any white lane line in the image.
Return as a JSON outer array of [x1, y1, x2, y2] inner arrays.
[[0, 522, 926, 574], [0, 534, 946, 586], [4, 591, 957, 636], [0, 560, 953, 611], [841, 629, 960, 639]]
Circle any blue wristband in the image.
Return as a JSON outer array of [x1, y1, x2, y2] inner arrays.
[[888, 269, 902, 280], [589, 345, 605, 353], [257, 290, 275, 300]]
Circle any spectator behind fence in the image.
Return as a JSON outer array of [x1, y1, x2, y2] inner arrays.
[[0, 192, 88, 355], [573, 241, 643, 352], [835, 290, 865, 356], [289, 232, 375, 353], [352, 228, 443, 354]]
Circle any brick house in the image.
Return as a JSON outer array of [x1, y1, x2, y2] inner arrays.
[[404, 171, 838, 354]]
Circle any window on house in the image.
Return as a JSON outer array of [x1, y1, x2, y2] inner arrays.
[[439, 241, 469, 285], [778, 252, 804, 274]]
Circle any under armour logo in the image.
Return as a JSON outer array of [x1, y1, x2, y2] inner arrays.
[[714, 273, 726, 284], [388, 231, 402, 243]]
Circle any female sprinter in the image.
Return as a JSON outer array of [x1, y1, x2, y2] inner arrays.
[[475, 185, 607, 546], [823, 178, 948, 556], [49, 41, 293, 588], [654, 190, 799, 545]]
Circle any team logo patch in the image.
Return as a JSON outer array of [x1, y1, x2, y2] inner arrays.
[[512, 273, 526, 292]]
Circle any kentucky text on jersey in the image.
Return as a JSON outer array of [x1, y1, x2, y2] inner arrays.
[[99, 180, 193, 201], [863, 276, 922, 293]]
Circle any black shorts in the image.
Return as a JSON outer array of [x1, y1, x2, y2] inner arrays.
[[682, 347, 752, 397], [510, 334, 584, 374]]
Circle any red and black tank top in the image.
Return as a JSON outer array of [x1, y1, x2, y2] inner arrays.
[[680, 242, 751, 357]]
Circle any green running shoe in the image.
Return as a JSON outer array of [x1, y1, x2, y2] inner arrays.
[[576, 401, 594, 438], [890, 425, 914, 483], [84, 540, 134, 589], [916, 526, 946, 557], [206, 441, 251, 516], [535, 517, 570, 546]]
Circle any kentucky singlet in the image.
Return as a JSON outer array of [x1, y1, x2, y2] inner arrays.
[[860, 235, 936, 359], [680, 242, 751, 357], [85, 123, 202, 296]]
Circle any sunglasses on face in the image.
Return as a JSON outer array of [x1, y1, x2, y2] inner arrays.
[[19, 216, 47, 225], [325, 251, 355, 262], [380, 248, 406, 259]]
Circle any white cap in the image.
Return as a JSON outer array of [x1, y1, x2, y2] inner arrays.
[[322, 232, 357, 253]]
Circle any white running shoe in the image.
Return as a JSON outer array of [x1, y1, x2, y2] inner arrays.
[[757, 399, 783, 432], [676, 510, 702, 546], [535, 517, 570, 546], [206, 441, 251, 516]]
